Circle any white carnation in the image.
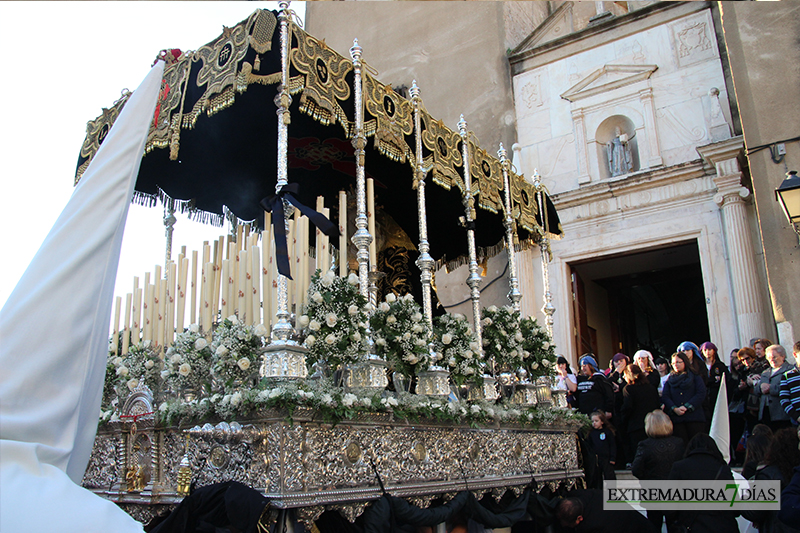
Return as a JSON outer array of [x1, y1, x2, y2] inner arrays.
[[194, 338, 208, 351], [179, 363, 191, 376], [237, 358, 251, 371], [385, 293, 397, 304]]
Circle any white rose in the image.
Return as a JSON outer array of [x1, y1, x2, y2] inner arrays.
[[254, 324, 268, 337], [309, 320, 321, 331], [412, 312, 422, 322], [542, 341, 550, 350], [385, 293, 397, 304], [325, 313, 338, 327], [464, 367, 475, 375], [347, 273, 359, 286], [127, 378, 139, 392], [375, 338, 386, 346], [352, 332, 362, 342], [179, 363, 191, 376], [321, 393, 333, 405], [159, 402, 168, 412], [412, 325, 423, 333], [112, 357, 123, 367], [523, 350, 530, 359], [116, 366, 129, 377], [454, 313, 465, 321], [142, 340, 152, 349], [348, 305, 359, 316], [364, 302, 375, 313], [415, 338, 426, 346], [342, 393, 357, 407], [322, 271, 335, 287], [442, 334, 452, 345], [404, 294, 413, 302], [312, 292, 324, 303], [487, 305, 498, 313], [298, 315, 310, 328], [188, 323, 200, 334], [237, 358, 251, 371], [448, 357, 457, 367], [403, 332, 411, 341], [360, 397, 372, 407], [215, 345, 229, 357], [194, 338, 208, 351], [145, 360, 155, 370], [379, 302, 390, 312], [469, 342, 480, 352], [482, 317, 492, 327], [325, 334, 337, 345], [170, 354, 182, 364], [386, 315, 397, 324], [269, 388, 282, 399], [510, 350, 518, 358], [406, 355, 419, 365], [465, 350, 473, 359], [305, 335, 316, 347], [515, 332, 524, 342], [470, 405, 481, 414], [227, 315, 239, 325], [542, 359, 551, 367], [160, 370, 170, 380], [532, 362, 539, 370]]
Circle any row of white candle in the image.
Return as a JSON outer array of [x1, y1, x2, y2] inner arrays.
[[109, 186, 377, 355]]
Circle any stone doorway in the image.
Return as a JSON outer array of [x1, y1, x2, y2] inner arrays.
[[569, 241, 710, 366]]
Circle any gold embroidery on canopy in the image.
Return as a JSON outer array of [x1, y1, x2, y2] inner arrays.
[[469, 138, 503, 214], [420, 108, 464, 193], [363, 72, 413, 165], [76, 91, 131, 183], [291, 26, 353, 136], [510, 169, 540, 235]]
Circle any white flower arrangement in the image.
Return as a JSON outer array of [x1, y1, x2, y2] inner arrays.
[[162, 326, 214, 395], [431, 313, 483, 387], [481, 306, 526, 372], [299, 270, 369, 372], [369, 292, 432, 378], [103, 340, 162, 410], [210, 317, 262, 393], [519, 315, 557, 380]]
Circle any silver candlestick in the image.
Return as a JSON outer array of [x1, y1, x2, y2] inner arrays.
[[261, 1, 307, 380], [350, 39, 372, 300], [498, 144, 522, 313], [533, 169, 555, 338]]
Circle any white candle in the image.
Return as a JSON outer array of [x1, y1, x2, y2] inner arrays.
[[300, 216, 310, 311], [213, 237, 224, 323], [112, 296, 121, 355], [339, 190, 348, 277], [190, 251, 198, 326], [269, 237, 278, 326], [132, 285, 142, 346], [203, 261, 213, 334], [251, 245, 261, 326], [367, 177, 377, 269], [321, 207, 330, 272], [220, 259, 230, 321], [122, 293, 132, 356], [244, 248, 254, 325], [166, 261, 177, 345], [156, 279, 166, 350], [286, 218, 295, 313], [238, 250, 248, 322], [142, 272, 152, 343], [261, 229, 271, 329], [176, 256, 188, 334]]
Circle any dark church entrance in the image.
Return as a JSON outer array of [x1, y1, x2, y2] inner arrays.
[[569, 241, 710, 366]]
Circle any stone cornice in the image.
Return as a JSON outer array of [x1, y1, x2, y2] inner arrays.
[[509, 2, 711, 77], [696, 135, 745, 176], [561, 64, 658, 102], [551, 159, 708, 211]]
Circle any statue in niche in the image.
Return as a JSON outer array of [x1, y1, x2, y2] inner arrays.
[[607, 127, 634, 177]]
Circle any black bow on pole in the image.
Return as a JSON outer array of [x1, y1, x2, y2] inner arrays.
[[260, 183, 340, 280]]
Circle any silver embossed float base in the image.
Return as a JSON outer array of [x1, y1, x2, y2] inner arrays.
[[258, 342, 308, 380], [512, 383, 539, 406], [552, 389, 569, 409], [344, 355, 389, 391], [416, 366, 450, 397], [467, 374, 499, 401], [83, 410, 582, 524]]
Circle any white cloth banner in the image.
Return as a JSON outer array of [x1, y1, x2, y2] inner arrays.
[[0, 61, 163, 533], [709, 377, 730, 464]]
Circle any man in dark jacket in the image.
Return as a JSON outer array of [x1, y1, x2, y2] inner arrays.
[[667, 434, 739, 533], [575, 354, 615, 418], [554, 489, 657, 533]]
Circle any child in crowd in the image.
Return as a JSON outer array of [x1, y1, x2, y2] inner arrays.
[[589, 410, 617, 480]]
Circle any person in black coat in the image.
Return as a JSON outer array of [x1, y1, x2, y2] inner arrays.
[[700, 341, 733, 412], [588, 410, 617, 480], [554, 489, 657, 533], [631, 410, 685, 533], [575, 354, 615, 418], [620, 364, 661, 462], [661, 352, 707, 445], [667, 434, 739, 533]]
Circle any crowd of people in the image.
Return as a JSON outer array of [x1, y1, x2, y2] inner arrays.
[[552, 339, 800, 533]]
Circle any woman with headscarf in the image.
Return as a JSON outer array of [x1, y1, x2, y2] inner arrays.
[[661, 352, 707, 444], [633, 349, 661, 390], [667, 434, 739, 533], [677, 341, 709, 383]]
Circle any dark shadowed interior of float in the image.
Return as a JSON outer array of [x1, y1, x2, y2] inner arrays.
[[76, 8, 579, 533]]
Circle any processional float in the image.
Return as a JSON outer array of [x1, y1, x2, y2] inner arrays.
[[77, 4, 577, 529]]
